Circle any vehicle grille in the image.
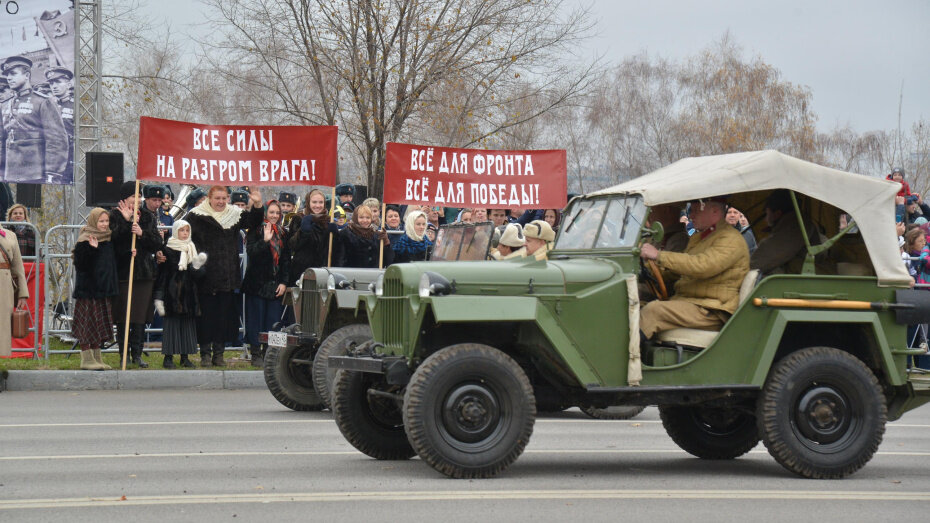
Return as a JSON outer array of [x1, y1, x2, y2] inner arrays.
[[380, 274, 407, 350], [300, 287, 325, 338]]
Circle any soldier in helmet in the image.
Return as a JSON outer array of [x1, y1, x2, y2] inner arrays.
[[46, 67, 74, 181], [0, 56, 69, 184]]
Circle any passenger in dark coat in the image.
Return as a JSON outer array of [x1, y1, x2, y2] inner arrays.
[[242, 201, 291, 367], [71, 208, 119, 370], [334, 204, 393, 268], [110, 182, 163, 368], [289, 188, 331, 279], [186, 185, 264, 367], [153, 220, 207, 368]]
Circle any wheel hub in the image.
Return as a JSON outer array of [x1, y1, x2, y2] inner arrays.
[[795, 385, 850, 444], [441, 383, 501, 445]]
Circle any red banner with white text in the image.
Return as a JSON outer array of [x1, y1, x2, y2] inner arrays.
[[136, 117, 338, 186], [383, 142, 567, 209]]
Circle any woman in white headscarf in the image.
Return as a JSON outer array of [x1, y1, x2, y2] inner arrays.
[[391, 210, 432, 263], [154, 220, 208, 368]]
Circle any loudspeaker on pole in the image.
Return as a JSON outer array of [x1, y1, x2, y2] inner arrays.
[[86, 152, 125, 207]]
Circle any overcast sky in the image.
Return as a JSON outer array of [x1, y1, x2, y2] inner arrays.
[[146, 0, 928, 133]]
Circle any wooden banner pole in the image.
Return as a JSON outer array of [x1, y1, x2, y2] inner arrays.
[[379, 202, 387, 269], [120, 179, 141, 370], [327, 186, 336, 267]]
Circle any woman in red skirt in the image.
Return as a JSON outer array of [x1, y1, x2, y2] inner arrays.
[[71, 208, 120, 370]]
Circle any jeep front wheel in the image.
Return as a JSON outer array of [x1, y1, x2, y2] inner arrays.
[[312, 324, 373, 410], [263, 343, 324, 411], [403, 344, 536, 478], [757, 346, 886, 479], [659, 404, 759, 459], [331, 370, 415, 460]]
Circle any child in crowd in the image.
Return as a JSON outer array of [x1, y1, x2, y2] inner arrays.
[[154, 220, 208, 368], [71, 208, 119, 370]]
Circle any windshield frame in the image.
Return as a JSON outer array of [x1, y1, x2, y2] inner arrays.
[[553, 194, 647, 253]]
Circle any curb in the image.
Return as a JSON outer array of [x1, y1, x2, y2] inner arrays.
[[1, 370, 265, 391]]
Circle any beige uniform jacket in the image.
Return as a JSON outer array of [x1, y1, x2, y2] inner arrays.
[[0, 227, 29, 357], [655, 218, 749, 313]]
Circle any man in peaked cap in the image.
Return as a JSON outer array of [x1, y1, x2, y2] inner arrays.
[[278, 191, 297, 213], [638, 195, 749, 342], [230, 189, 250, 209], [0, 56, 69, 184], [46, 67, 74, 180]]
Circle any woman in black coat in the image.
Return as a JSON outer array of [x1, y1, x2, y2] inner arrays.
[[186, 186, 264, 367], [334, 204, 392, 268], [153, 220, 208, 368], [289, 188, 331, 278], [71, 208, 119, 370], [242, 201, 291, 367]]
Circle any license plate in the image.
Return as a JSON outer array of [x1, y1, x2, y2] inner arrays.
[[267, 331, 288, 348]]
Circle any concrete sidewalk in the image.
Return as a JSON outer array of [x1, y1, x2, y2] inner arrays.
[[0, 370, 264, 391]]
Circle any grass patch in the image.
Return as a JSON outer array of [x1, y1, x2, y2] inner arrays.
[[1, 338, 257, 371]]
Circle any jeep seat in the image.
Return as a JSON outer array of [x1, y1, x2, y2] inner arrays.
[[655, 269, 760, 349]]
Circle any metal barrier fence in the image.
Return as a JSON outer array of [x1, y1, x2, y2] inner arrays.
[[40, 224, 250, 359], [1, 221, 42, 359]]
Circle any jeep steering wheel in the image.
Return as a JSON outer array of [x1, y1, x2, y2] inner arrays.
[[641, 258, 668, 301]]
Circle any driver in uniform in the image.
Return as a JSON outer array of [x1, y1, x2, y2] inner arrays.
[[637, 197, 749, 340]]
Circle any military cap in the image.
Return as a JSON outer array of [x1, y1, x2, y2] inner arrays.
[[335, 183, 354, 196], [163, 185, 175, 199], [1, 56, 32, 73], [524, 220, 555, 242], [186, 188, 207, 208], [142, 184, 166, 199], [278, 191, 297, 205], [45, 67, 73, 82], [230, 190, 249, 204], [499, 223, 526, 248]]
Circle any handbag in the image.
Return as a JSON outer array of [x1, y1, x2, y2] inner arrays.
[[11, 308, 29, 338]]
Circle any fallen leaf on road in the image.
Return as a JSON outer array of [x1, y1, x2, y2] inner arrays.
[[120, 495, 127, 501]]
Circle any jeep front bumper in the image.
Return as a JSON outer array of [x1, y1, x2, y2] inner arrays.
[[328, 355, 411, 385]]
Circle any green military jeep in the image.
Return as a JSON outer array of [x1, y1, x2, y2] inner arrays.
[[329, 150, 930, 479]]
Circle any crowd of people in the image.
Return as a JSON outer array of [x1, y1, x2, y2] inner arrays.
[[37, 181, 562, 370], [892, 168, 930, 367]]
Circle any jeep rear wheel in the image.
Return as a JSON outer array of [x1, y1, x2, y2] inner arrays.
[[403, 344, 536, 478], [312, 324, 373, 410], [331, 370, 415, 460], [263, 343, 324, 411], [659, 405, 759, 459], [758, 347, 886, 479], [583, 405, 645, 420]]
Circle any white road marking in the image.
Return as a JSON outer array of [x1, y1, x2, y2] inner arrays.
[[3, 449, 930, 461], [1, 489, 927, 509], [1, 419, 927, 428]]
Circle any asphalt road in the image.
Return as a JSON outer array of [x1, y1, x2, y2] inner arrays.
[[1, 390, 928, 522]]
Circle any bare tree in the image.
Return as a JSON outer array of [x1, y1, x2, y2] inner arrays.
[[199, 0, 597, 198]]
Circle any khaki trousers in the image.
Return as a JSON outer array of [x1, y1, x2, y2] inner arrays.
[[640, 299, 729, 338]]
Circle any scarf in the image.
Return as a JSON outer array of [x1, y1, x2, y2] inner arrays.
[[404, 210, 427, 242], [76, 208, 112, 244], [165, 220, 200, 270], [190, 198, 243, 229], [347, 209, 375, 240], [265, 219, 283, 266]]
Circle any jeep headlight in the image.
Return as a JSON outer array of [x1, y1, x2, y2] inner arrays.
[[419, 271, 454, 298], [372, 273, 384, 296]]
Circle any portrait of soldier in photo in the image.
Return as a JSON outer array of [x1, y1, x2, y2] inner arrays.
[[46, 66, 74, 179], [0, 56, 69, 184]]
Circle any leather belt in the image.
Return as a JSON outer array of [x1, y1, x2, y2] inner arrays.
[[0, 262, 10, 270]]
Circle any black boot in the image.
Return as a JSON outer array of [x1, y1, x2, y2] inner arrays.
[[129, 323, 148, 368], [200, 345, 213, 368], [163, 355, 175, 369], [249, 344, 264, 368], [211, 342, 226, 367], [179, 354, 194, 368]]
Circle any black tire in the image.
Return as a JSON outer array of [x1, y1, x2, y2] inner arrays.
[[331, 369, 416, 460], [659, 404, 759, 459], [312, 324, 373, 410], [403, 344, 536, 478], [583, 405, 645, 420], [263, 343, 324, 411], [757, 347, 887, 479]]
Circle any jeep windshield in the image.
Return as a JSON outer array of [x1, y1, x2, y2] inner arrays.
[[555, 195, 646, 250]]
